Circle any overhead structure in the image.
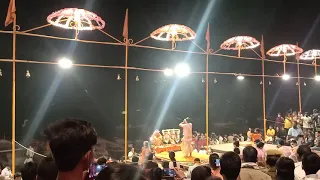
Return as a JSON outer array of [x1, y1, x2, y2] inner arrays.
[[300, 49, 320, 80], [220, 36, 260, 57], [47, 8, 105, 39], [267, 44, 303, 76], [150, 24, 196, 49]]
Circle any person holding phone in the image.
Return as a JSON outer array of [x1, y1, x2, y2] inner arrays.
[[209, 153, 223, 179]]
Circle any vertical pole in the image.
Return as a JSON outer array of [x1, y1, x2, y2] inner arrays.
[[262, 56, 267, 140], [124, 39, 128, 161], [205, 48, 209, 149], [12, 8, 17, 174], [315, 57, 317, 76], [297, 59, 302, 112]]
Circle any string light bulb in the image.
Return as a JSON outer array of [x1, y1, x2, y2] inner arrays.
[[304, 82, 307, 86], [260, 80, 262, 85], [26, 70, 31, 78], [214, 78, 217, 84], [202, 78, 205, 83], [135, 75, 139, 81], [0, 69, 2, 76], [117, 74, 121, 80], [269, 81, 271, 85], [296, 82, 299, 86]]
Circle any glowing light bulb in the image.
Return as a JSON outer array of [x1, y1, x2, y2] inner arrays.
[[26, 70, 31, 78], [164, 68, 174, 76], [304, 82, 307, 86], [174, 63, 190, 77], [314, 75, 320, 81], [269, 81, 271, 85], [0, 69, 2, 76], [202, 78, 205, 83], [282, 74, 290, 80], [260, 80, 262, 85], [117, 74, 121, 80], [135, 75, 139, 81], [58, 57, 73, 69], [237, 75, 244, 80], [214, 78, 217, 83]]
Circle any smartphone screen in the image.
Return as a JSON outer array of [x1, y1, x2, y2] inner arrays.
[[89, 163, 107, 178], [215, 159, 220, 167], [163, 168, 176, 177]]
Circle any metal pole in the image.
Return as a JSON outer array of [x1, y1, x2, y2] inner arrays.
[[124, 38, 128, 161], [262, 56, 266, 140], [205, 47, 209, 149], [297, 59, 302, 112]]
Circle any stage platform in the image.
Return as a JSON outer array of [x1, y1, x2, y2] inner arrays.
[[155, 142, 278, 163]]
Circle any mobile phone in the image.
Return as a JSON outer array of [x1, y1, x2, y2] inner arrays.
[[163, 168, 176, 177], [89, 163, 107, 178], [215, 159, 220, 167]]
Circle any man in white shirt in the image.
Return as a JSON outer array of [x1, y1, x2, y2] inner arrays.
[[287, 122, 303, 141], [0, 166, 11, 178], [302, 113, 313, 136], [302, 152, 320, 180], [294, 145, 320, 180], [187, 158, 201, 178]]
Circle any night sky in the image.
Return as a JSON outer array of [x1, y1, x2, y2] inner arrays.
[[0, 0, 319, 142]]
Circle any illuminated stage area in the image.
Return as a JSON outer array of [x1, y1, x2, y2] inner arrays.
[[155, 142, 278, 163]]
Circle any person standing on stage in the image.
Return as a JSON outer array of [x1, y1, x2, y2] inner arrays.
[[179, 117, 193, 157], [275, 113, 284, 129]]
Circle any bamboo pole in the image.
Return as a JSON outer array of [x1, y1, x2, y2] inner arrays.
[[205, 46, 209, 149], [12, 8, 17, 174], [262, 55, 266, 140], [124, 39, 128, 161], [297, 59, 302, 112]]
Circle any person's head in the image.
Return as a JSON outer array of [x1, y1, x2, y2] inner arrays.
[[305, 112, 309, 116], [147, 168, 162, 180], [168, 151, 176, 161], [97, 157, 107, 165], [296, 145, 311, 161], [44, 118, 97, 172], [256, 141, 264, 149], [233, 148, 240, 155], [14, 172, 22, 180], [266, 149, 281, 168], [292, 121, 297, 128], [276, 126, 280, 131], [277, 113, 281, 117], [248, 128, 251, 131], [269, 126, 272, 129], [276, 157, 295, 180], [194, 158, 201, 164], [313, 109, 318, 114], [254, 128, 260, 133], [132, 156, 139, 163], [162, 161, 169, 169], [302, 152, 320, 175], [37, 156, 58, 180], [21, 162, 37, 180], [278, 139, 285, 146], [191, 165, 211, 180], [220, 152, 241, 180], [131, 148, 134, 152], [143, 141, 149, 149], [96, 163, 147, 180], [209, 153, 220, 170], [233, 141, 240, 148], [242, 146, 257, 163], [290, 140, 297, 147]]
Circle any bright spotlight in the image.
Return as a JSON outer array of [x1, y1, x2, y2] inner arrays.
[[163, 68, 174, 76], [58, 57, 73, 69], [315, 75, 320, 81], [237, 75, 244, 80], [174, 63, 190, 77], [282, 74, 290, 80]]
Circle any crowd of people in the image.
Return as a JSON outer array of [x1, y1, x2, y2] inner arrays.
[[0, 117, 318, 180]]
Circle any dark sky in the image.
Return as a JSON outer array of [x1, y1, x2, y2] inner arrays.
[[0, 0, 319, 141]]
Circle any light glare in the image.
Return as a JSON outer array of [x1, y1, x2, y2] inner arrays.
[[163, 68, 174, 76], [58, 58, 73, 69], [174, 63, 190, 77], [282, 74, 290, 80], [237, 75, 244, 80], [315, 75, 320, 81]]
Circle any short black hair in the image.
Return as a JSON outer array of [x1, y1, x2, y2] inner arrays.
[[37, 156, 58, 180], [220, 152, 241, 180], [278, 139, 285, 146], [132, 156, 139, 163], [256, 141, 264, 149], [276, 157, 295, 180], [297, 145, 311, 159], [194, 158, 200, 163], [21, 162, 38, 180], [191, 166, 211, 180], [147, 153, 154, 161], [266, 155, 281, 167], [242, 146, 257, 163], [44, 118, 97, 171], [302, 152, 320, 175], [97, 157, 107, 165], [209, 153, 220, 170], [233, 148, 240, 155], [233, 141, 240, 147]]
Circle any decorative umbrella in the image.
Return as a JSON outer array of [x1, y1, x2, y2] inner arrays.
[[47, 8, 105, 39], [220, 36, 260, 57], [300, 49, 320, 80], [267, 44, 303, 76], [150, 24, 196, 49]]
